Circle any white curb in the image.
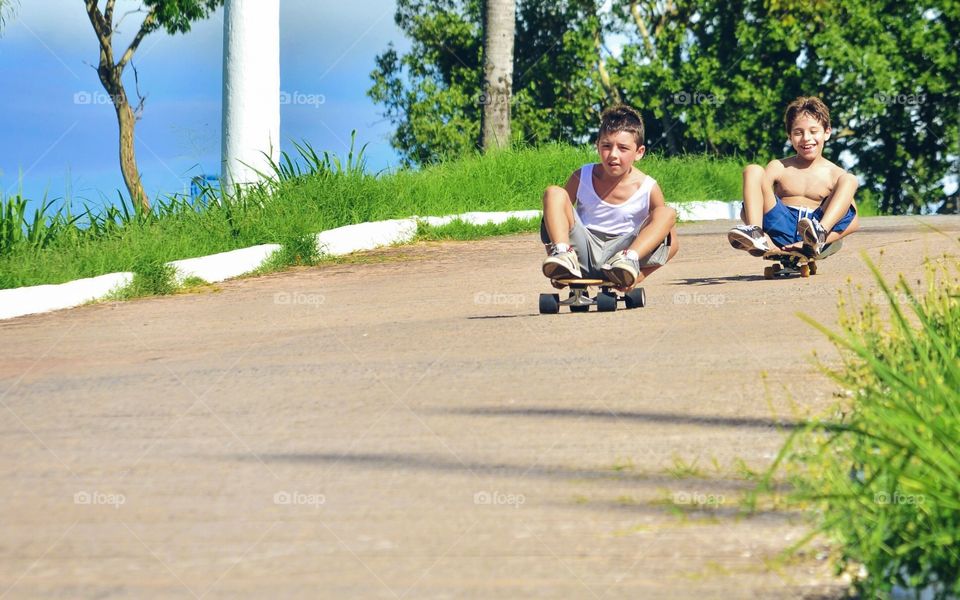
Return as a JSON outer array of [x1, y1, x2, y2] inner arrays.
[[316, 218, 419, 255], [0, 272, 133, 320], [674, 201, 741, 221], [0, 203, 736, 320], [170, 243, 281, 285]]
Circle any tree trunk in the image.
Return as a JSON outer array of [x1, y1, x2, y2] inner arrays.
[[85, 0, 153, 214], [98, 69, 149, 213], [115, 99, 147, 213], [480, 0, 515, 151]]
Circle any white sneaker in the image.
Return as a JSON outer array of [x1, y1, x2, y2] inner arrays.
[[727, 225, 769, 256], [542, 247, 582, 279]]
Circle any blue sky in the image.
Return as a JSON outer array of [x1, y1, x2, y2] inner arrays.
[[0, 0, 409, 211]]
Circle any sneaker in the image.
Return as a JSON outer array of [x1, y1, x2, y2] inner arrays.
[[797, 217, 826, 257], [601, 250, 640, 288], [542, 246, 582, 279], [727, 225, 769, 256]]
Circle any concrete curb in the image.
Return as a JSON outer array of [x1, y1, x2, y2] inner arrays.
[[0, 202, 735, 320]]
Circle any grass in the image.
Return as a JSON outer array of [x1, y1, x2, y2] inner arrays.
[[757, 252, 960, 598], [414, 216, 540, 241], [106, 258, 178, 300], [0, 142, 743, 290]]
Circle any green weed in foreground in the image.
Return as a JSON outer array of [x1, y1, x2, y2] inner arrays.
[[763, 254, 960, 598]]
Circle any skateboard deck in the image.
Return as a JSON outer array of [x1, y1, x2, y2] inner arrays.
[[761, 240, 842, 279], [539, 278, 645, 314]]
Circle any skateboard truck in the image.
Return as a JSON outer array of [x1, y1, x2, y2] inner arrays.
[[539, 279, 646, 314], [761, 240, 842, 279]]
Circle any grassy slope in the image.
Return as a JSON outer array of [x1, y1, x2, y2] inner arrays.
[[0, 145, 742, 289]]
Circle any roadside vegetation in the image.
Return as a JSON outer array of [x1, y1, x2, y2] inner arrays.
[[757, 252, 960, 598], [0, 141, 742, 289]]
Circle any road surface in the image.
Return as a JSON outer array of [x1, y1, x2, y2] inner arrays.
[[2, 216, 958, 599]]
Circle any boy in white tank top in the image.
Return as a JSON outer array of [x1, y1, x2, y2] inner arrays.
[[541, 105, 679, 289]]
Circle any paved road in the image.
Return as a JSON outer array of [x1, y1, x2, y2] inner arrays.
[[2, 216, 958, 599]]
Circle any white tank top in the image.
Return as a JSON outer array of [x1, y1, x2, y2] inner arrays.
[[575, 164, 655, 236]]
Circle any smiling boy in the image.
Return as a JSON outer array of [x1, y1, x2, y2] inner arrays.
[[728, 96, 860, 257], [540, 104, 678, 290]]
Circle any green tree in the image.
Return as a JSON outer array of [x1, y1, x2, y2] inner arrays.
[[369, 0, 610, 166], [811, 0, 959, 213], [83, 0, 223, 213], [373, 0, 959, 213]]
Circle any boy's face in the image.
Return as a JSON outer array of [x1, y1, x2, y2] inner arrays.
[[788, 112, 831, 161], [596, 130, 644, 177]]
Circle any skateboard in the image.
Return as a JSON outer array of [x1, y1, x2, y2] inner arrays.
[[539, 279, 645, 314], [761, 240, 842, 279]]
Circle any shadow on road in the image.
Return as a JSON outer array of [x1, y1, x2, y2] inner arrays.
[[671, 275, 765, 285], [436, 406, 805, 431]]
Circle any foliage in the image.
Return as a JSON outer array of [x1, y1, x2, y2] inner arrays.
[[369, 0, 610, 166], [765, 254, 960, 597], [142, 0, 222, 34], [370, 0, 960, 214]]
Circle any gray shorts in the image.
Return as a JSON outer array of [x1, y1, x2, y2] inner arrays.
[[540, 212, 671, 278]]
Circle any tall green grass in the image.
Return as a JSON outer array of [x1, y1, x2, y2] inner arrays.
[[0, 142, 742, 289], [765, 254, 960, 598]]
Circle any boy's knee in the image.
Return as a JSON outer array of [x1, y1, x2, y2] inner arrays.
[[846, 214, 861, 234], [543, 185, 569, 206], [657, 205, 678, 224], [743, 164, 764, 179]]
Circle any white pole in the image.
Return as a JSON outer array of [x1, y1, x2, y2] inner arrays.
[[221, 0, 280, 191]]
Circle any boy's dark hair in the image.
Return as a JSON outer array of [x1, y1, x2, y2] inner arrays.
[[784, 96, 831, 133], [599, 104, 645, 147]]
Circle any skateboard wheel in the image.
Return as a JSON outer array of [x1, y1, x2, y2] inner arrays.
[[809, 261, 818, 275], [772, 263, 782, 272], [764, 266, 775, 280], [596, 291, 617, 312], [800, 264, 811, 278], [624, 288, 646, 309], [539, 293, 560, 314]]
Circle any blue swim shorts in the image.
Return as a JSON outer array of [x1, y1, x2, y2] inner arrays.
[[760, 197, 857, 248]]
